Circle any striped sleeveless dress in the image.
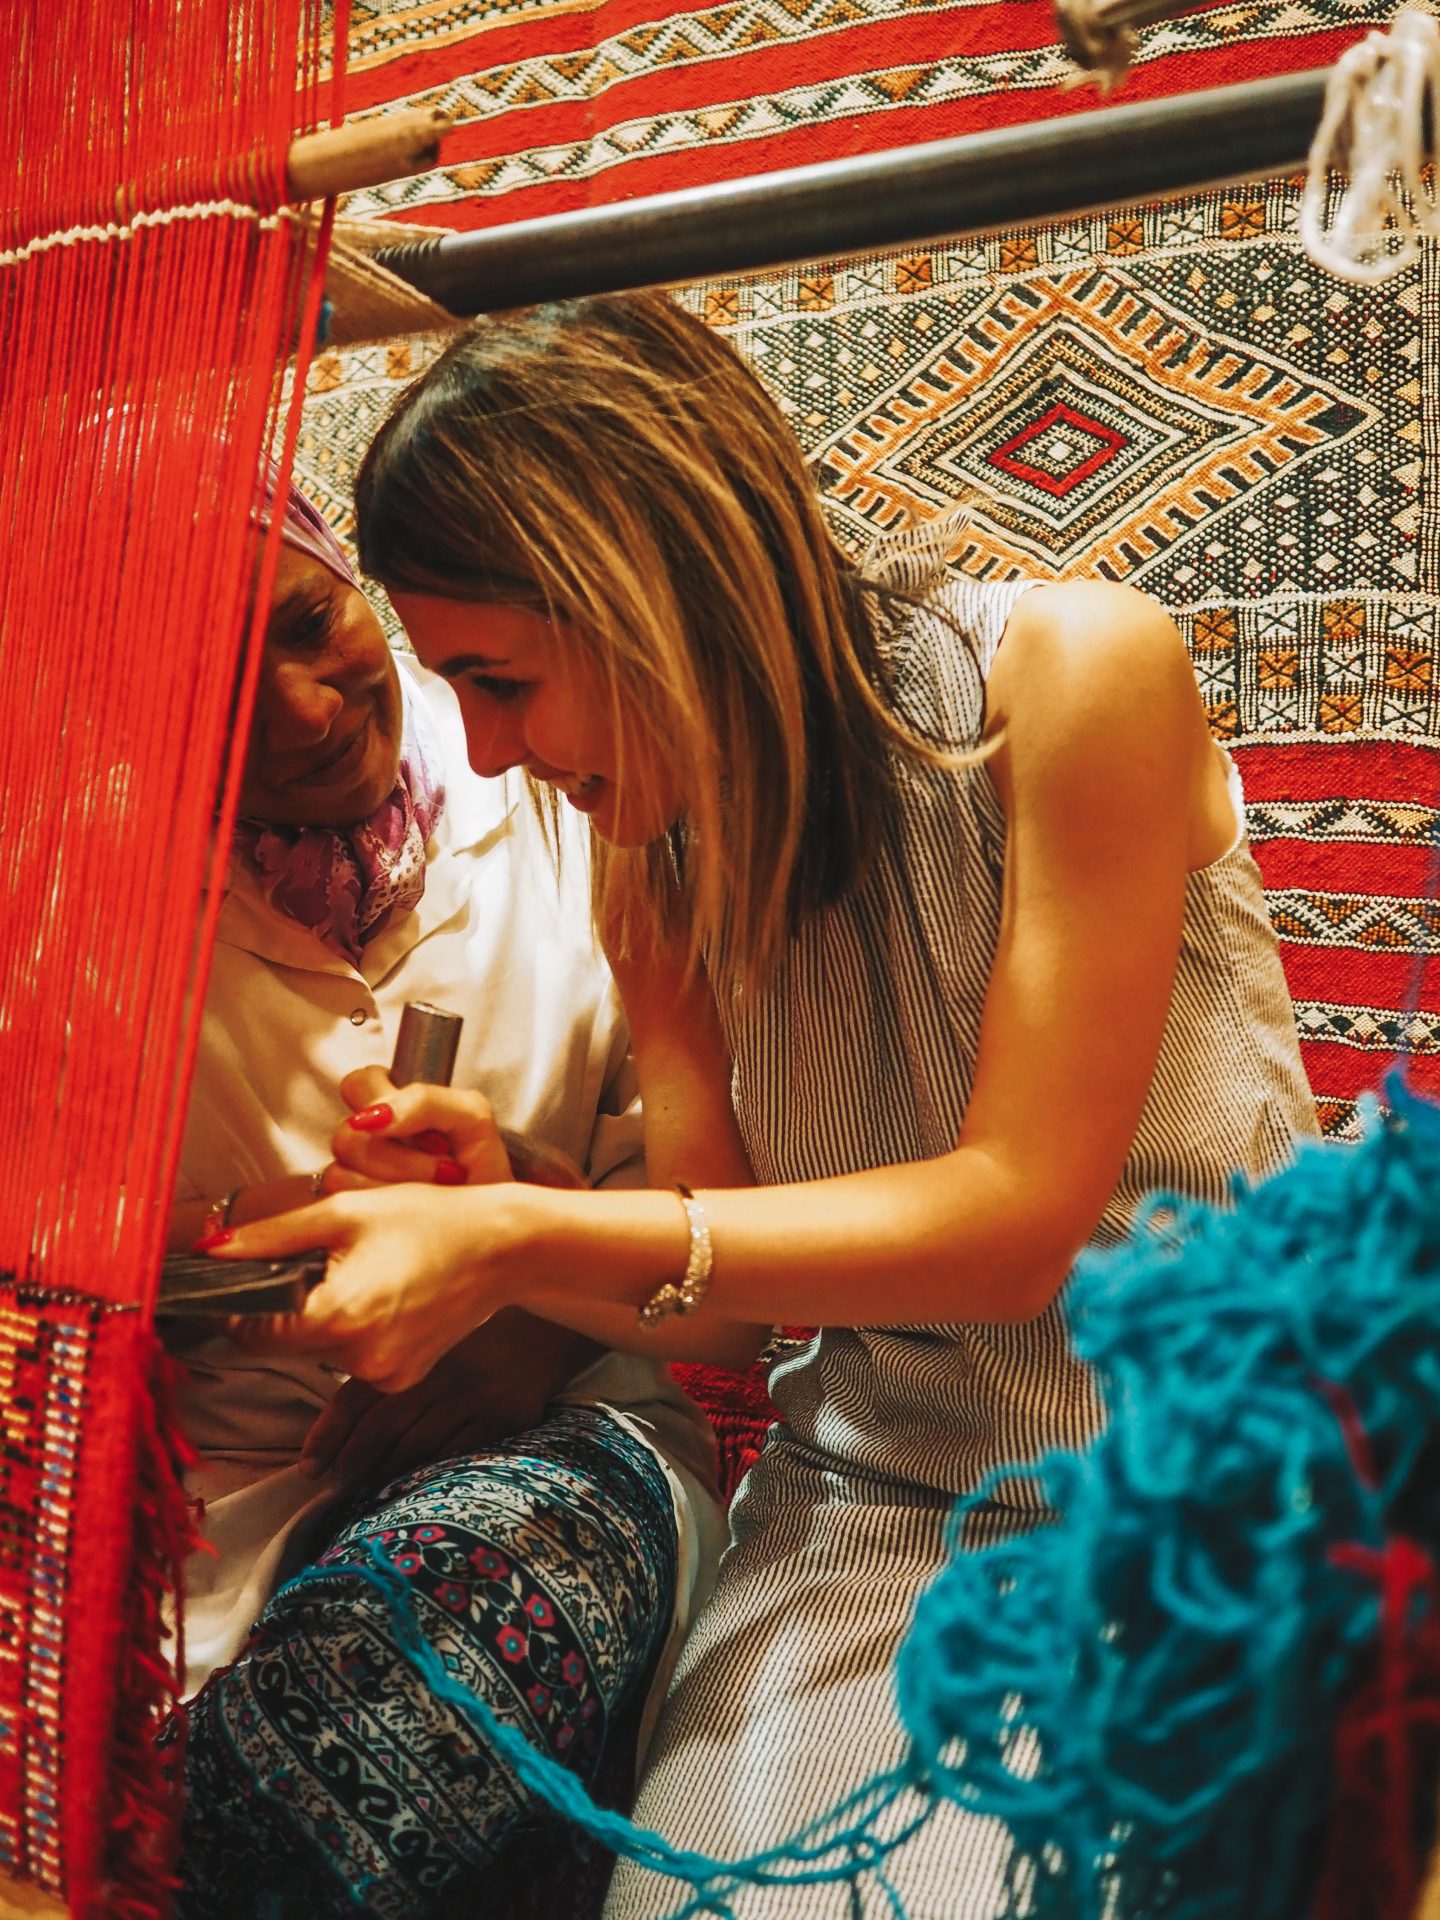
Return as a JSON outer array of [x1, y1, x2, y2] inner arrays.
[[604, 579, 1318, 1919]]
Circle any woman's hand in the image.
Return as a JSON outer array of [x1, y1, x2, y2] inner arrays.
[[169, 1171, 327, 1256], [208, 1080, 558, 1390], [322, 1067, 515, 1190], [209, 1176, 539, 1394]]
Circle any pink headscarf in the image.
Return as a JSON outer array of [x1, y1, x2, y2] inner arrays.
[[231, 479, 446, 965]]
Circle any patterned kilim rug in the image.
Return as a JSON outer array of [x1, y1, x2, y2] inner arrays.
[[299, 169, 1440, 1142], [332, 0, 1397, 228], [291, 0, 1440, 1619]]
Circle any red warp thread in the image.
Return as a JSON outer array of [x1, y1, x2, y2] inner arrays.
[[0, 2, 343, 1909], [1311, 1383, 1440, 1920]]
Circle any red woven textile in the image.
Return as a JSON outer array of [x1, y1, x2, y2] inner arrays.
[[673, 1352, 794, 1501], [1239, 740, 1440, 1129], [332, 0, 1399, 232], [0, 6, 340, 1908]]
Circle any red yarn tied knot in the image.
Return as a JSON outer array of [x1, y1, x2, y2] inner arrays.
[[1312, 1381, 1440, 1920]]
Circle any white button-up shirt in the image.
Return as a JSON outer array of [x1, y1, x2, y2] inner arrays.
[[172, 667, 721, 1702]]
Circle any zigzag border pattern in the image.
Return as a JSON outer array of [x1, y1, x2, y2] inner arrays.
[[1245, 797, 1440, 842], [336, 0, 1397, 219], [341, 0, 603, 69], [1293, 1001, 1440, 1052], [1266, 889, 1440, 952]]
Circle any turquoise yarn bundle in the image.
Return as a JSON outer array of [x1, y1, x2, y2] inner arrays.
[[328, 1075, 1440, 1917], [895, 1071, 1440, 1918]]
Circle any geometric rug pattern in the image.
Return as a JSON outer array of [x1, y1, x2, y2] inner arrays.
[[331, 0, 1400, 229], [297, 0, 1440, 1145], [298, 182, 1440, 1137], [682, 186, 1440, 1136]]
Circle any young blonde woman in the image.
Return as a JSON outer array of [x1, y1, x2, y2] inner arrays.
[[212, 292, 1317, 1916]]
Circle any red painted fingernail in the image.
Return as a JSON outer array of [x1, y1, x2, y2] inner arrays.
[[192, 1229, 236, 1253], [433, 1159, 468, 1187], [348, 1103, 394, 1132], [412, 1129, 451, 1155]]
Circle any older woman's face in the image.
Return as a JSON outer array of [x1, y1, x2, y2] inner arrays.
[[239, 546, 403, 827]]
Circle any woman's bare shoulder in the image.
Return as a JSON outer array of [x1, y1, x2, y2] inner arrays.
[[1004, 578, 1182, 649], [989, 579, 1196, 740]]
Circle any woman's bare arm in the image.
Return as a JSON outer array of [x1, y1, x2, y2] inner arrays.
[[212, 586, 1223, 1392]]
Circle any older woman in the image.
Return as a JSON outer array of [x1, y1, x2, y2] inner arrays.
[[166, 479, 722, 1918]]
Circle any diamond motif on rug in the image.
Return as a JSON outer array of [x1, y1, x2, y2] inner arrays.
[[817, 267, 1377, 578], [986, 400, 1127, 498]]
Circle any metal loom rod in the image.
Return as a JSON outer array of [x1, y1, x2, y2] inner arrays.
[[371, 67, 1338, 315]]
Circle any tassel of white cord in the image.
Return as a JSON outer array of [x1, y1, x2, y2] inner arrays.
[[1299, 5, 1440, 285]]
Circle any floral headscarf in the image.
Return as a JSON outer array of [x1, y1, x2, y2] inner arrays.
[[231, 479, 445, 965]]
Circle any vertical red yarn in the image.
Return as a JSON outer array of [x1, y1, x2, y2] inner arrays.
[[1310, 1381, 1440, 1920], [0, 5, 341, 1911], [1313, 1538, 1440, 1920]]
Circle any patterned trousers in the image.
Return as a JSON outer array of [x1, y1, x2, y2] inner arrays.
[[176, 1405, 679, 1920]]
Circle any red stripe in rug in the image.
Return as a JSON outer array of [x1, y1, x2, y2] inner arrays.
[[1252, 842, 1440, 898], [1280, 946, 1440, 1005], [1234, 741, 1440, 803], [368, 29, 1372, 228], [1301, 1042, 1440, 1102]]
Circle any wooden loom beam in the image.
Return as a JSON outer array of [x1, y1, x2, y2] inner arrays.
[[284, 106, 453, 204], [370, 67, 1336, 314]]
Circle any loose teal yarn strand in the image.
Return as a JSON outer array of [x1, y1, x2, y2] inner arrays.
[[278, 1550, 929, 1917], [295, 1075, 1440, 1916], [895, 1070, 1440, 1918]]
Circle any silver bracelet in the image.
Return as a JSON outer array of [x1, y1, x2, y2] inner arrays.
[[638, 1185, 714, 1328]]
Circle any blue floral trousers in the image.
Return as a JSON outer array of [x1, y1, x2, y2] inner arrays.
[[175, 1405, 679, 1919]]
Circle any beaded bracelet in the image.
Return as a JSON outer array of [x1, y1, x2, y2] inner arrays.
[[638, 1184, 714, 1328]]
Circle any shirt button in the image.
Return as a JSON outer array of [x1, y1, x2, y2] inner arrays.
[[349, 1008, 369, 1026]]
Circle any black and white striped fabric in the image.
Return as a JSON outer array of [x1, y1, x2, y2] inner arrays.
[[605, 579, 1317, 1919]]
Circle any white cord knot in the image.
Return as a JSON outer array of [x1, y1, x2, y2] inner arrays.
[[1300, 5, 1440, 284]]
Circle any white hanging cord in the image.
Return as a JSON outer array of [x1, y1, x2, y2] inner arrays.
[[1053, 0, 1184, 91], [1299, 5, 1440, 285]]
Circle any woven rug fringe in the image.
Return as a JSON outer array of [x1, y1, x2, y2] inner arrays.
[[91, 1346, 200, 1920]]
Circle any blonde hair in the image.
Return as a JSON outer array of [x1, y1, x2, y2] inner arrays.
[[354, 292, 960, 984]]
